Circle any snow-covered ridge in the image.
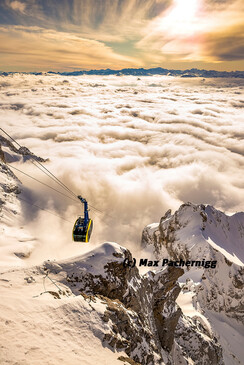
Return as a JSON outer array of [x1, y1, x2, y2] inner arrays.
[[142, 202, 244, 266], [0, 134, 46, 163], [0, 241, 223, 365]]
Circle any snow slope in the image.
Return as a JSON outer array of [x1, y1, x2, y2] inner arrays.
[[0, 147, 128, 364], [0, 262, 125, 365], [0, 140, 39, 267]]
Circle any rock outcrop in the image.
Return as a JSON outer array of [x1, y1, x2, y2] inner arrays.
[[174, 315, 223, 365], [43, 241, 223, 364], [0, 135, 46, 163]]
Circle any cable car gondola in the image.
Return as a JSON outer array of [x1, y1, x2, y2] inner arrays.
[[72, 195, 93, 242]]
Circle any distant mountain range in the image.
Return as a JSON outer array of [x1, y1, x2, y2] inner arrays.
[[1, 67, 244, 78]]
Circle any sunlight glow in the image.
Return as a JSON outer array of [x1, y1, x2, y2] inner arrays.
[[159, 0, 201, 36], [171, 0, 199, 21]]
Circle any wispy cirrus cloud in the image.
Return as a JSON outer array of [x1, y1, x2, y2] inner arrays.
[[136, 0, 244, 65], [0, 0, 243, 71], [0, 25, 141, 71]]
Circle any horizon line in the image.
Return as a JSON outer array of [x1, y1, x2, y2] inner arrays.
[[1, 66, 244, 74]]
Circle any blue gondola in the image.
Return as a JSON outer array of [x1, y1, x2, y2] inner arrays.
[[72, 195, 93, 242]]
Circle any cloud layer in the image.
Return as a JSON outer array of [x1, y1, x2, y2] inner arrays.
[[1, 74, 243, 258]]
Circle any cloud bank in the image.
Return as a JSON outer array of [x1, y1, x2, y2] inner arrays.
[[1, 74, 243, 260]]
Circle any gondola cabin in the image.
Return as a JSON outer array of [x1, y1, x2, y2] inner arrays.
[[73, 217, 93, 242], [73, 195, 93, 242]]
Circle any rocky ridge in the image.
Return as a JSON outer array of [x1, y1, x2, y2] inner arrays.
[[142, 202, 244, 363], [42, 241, 223, 365], [0, 134, 46, 163]]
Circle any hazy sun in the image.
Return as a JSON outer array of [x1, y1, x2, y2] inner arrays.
[[160, 0, 201, 36], [171, 0, 199, 20]]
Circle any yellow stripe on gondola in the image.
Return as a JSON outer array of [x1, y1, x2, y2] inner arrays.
[[85, 219, 92, 242]]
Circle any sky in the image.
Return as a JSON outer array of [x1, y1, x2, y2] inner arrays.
[[1, 74, 243, 260], [0, 0, 243, 72]]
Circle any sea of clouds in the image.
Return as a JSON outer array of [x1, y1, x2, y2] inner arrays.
[[0, 74, 243, 260]]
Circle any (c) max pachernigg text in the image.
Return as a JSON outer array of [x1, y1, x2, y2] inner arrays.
[[123, 258, 217, 269]]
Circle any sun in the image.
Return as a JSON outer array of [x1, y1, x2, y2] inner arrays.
[[170, 0, 199, 21], [159, 0, 201, 37]]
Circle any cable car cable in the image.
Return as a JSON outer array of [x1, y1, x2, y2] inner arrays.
[[1, 128, 110, 217], [9, 162, 106, 216], [8, 164, 80, 204], [0, 127, 22, 148], [31, 159, 77, 199], [8, 162, 105, 216], [0, 127, 77, 199], [3, 145, 80, 205], [30, 160, 77, 200], [18, 196, 73, 223]]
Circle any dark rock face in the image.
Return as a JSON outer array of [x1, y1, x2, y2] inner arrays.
[[151, 268, 182, 352], [0, 160, 22, 213], [175, 316, 223, 365], [196, 259, 244, 325], [0, 144, 5, 162], [102, 296, 160, 365]]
